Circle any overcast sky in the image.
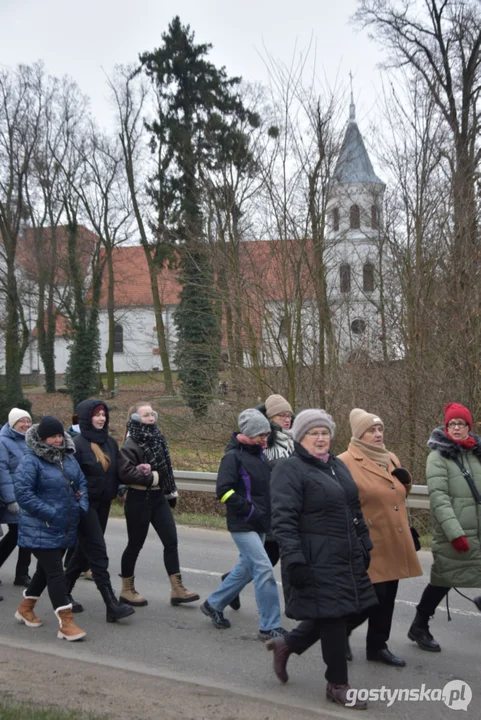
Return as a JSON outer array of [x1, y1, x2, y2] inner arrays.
[[0, 0, 385, 132]]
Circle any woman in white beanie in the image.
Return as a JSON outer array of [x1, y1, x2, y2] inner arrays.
[[338, 409, 422, 667], [201, 408, 286, 640], [267, 409, 377, 710], [0, 408, 33, 585]]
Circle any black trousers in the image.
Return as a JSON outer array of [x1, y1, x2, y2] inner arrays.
[[346, 579, 399, 651], [0, 524, 31, 576], [26, 548, 69, 610], [286, 618, 348, 685], [121, 489, 179, 578], [264, 539, 280, 567], [64, 499, 112, 592], [417, 583, 450, 617]]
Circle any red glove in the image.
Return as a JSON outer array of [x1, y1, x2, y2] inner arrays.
[[451, 536, 470, 553]]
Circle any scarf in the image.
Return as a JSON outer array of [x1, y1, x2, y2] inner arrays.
[[264, 428, 294, 462], [237, 433, 267, 450], [127, 419, 178, 498], [310, 452, 330, 462], [448, 434, 477, 450], [350, 437, 392, 471]]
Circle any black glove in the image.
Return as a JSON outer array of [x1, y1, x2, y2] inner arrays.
[[168, 497, 177, 509], [391, 467, 411, 486], [288, 563, 311, 589]]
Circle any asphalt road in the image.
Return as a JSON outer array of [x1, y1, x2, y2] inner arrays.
[[0, 520, 479, 719]]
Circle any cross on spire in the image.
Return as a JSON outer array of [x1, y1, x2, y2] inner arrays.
[[349, 71, 356, 121]]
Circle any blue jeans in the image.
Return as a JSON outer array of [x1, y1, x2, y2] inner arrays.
[[207, 531, 281, 631]]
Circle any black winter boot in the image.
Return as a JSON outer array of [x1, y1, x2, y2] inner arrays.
[[98, 584, 136, 623], [407, 611, 441, 652]]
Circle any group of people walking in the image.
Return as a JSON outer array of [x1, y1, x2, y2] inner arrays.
[[1, 394, 481, 711], [0, 400, 198, 640]]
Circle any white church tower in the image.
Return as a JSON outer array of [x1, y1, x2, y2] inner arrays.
[[326, 91, 385, 360]]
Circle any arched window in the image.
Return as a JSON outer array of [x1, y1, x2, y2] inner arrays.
[[278, 316, 288, 339], [350, 204, 360, 230], [332, 207, 340, 231], [371, 205, 378, 230], [340, 264, 351, 293], [113, 324, 124, 353], [363, 263, 375, 292]]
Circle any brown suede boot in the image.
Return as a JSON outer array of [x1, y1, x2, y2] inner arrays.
[[326, 683, 367, 710], [15, 591, 43, 628], [169, 573, 200, 606], [266, 636, 291, 684], [55, 604, 86, 641], [119, 576, 148, 606]]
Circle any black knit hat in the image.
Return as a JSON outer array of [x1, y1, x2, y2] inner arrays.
[[37, 416, 64, 440]]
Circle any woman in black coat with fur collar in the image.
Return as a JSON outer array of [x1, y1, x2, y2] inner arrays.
[[267, 409, 377, 711]]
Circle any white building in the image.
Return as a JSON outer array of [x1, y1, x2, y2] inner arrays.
[[2, 99, 386, 379]]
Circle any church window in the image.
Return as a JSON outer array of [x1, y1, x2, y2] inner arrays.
[[363, 263, 375, 292], [350, 204, 360, 230], [371, 205, 378, 230], [332, 207, 340, 231], [340, 264, 351, 293], [113, 324, 124, 353]]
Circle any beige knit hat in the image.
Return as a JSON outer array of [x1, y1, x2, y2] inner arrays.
[[349, 408, 384, 440], [264, 394, 293, 419]]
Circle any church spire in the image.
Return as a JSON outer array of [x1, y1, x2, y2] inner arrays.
[[349, 71, 355, 122], [332, 76, 384, 186]]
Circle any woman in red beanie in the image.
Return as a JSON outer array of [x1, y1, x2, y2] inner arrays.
[[408, 403, 481, 652]]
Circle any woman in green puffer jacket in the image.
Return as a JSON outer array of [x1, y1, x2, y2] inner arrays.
[[408, 402, 481, 653]]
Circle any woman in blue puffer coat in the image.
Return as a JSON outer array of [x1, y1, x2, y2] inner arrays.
[[13, 416, 89, 642], [0, 409, 33, 585]]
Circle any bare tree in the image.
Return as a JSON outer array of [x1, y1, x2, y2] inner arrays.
[[0, 63, 46, 412], [109, 66, 174, 394]]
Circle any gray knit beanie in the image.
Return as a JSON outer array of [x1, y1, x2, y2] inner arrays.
[[238, 408, 271, 438], [291, 409, 335, 442]]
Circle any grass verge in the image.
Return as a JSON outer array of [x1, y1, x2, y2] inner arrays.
[[0, 702, 101, 720]]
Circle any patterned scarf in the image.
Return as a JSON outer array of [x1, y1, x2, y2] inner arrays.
[[126, 419, 178, 498]]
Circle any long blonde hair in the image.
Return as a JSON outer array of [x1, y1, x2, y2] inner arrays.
[[124, 401, 154, 441], [91, 442, 110, 471]]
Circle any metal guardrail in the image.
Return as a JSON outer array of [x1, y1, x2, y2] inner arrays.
[[174, 470, 431, 510]]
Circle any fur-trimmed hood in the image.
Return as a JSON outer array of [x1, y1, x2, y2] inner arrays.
[[25, 425, 76, 464], [427, 426, 481, 461]]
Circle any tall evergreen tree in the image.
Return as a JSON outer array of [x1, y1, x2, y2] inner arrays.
[[140, 16, 256, 416]]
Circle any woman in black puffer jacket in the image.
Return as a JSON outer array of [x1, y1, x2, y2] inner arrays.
[[267, 409, 377, 711], [64, 399, 134, 624], [201, 409, 286, 641]]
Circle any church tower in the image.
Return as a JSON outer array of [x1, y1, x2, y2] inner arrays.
[[326, 92, 386, 360]]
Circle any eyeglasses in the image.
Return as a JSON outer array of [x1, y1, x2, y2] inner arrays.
[[447, 421, 468, 428], [306, 431, 331, 438], [257, 432, 270, 439], [276, 413, 292, 419]]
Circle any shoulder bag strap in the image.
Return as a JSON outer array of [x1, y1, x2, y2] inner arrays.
[[452, 457, 481, 504]]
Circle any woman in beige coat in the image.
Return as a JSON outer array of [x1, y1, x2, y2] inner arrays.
[[339, 409, 422, 667]]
